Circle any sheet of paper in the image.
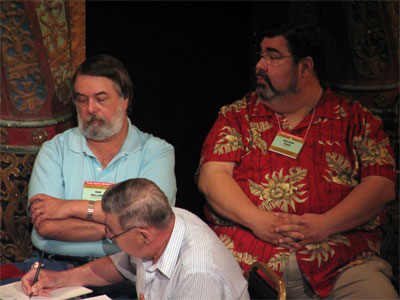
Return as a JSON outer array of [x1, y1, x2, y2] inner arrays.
[[0, 281, 92, 300], [84, 295, 112, 300]]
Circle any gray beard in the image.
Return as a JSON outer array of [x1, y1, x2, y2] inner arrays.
[[256, 71, 299, 102], [78, 106, 124, 141]]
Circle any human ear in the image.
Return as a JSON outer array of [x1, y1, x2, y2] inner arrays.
[[300, 56, 314, 76], [139, 230, 152, 245]]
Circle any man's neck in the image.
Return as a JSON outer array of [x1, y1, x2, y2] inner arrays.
[[87, 117, 129, 168], [263, 81, 323, 128], [151, 215, 175, 264]]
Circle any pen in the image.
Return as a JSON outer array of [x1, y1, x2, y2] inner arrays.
[[29, 251, 44, 299]]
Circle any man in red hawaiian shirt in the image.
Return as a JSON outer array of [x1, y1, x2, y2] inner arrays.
[[197, 22, 398, 299]]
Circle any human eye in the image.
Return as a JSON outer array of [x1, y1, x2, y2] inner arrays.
[[95, 96, 108, 103], [75, 96, 88, 104], [268, 54, 281, 61]]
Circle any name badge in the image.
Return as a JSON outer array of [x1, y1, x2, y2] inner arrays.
[[269, 130, 305, 159], [82, 181, 114, 201]]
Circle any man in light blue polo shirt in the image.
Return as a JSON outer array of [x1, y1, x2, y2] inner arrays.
[[28, 55, 176, 259]]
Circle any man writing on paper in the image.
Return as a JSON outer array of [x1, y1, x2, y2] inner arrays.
[[22, 179, 250, 300], [197, 22, 398, 299], [28, 55, 176, 259]]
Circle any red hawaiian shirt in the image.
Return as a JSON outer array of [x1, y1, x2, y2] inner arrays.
[[199, 88, 396, 298]]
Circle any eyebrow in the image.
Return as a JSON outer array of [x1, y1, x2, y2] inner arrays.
[[74, 91, 110, 97], [264, 47, 283, 55]]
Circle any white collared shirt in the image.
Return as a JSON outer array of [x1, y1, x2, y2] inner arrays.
[[111, 207, 249, 300]]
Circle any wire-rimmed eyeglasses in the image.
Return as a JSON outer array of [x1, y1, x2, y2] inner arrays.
[[105, 224, 140, 242], [257, 51, 293, 66]]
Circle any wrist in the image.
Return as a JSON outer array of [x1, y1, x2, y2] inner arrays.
[[87, 200, 95, 220]]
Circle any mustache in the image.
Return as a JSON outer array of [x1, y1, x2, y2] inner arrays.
[[255, 70, 272, 86], [85, 115, 105, 124]]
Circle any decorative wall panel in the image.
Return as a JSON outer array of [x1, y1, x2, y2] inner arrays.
[[0, 0, 85, 263]]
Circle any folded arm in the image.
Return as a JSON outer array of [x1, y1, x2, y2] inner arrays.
[[30, 194, 106, 241]]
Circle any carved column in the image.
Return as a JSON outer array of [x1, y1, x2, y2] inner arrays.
[[0, 0, 85, 262], [288, 0, 399, 288]]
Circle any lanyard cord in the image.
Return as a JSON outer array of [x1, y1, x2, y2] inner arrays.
[[274, 101, 318, 140]]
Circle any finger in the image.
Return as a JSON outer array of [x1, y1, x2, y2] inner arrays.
[[278, 230, 304, 241], [275, 224, 299, 233]]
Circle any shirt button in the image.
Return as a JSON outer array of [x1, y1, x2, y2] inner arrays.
[[97, 167, 102, 171]]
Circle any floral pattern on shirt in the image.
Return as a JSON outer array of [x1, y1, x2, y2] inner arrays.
[[323, 152, 358, 186], [220, 234, 258, 266], [199, 88, 396, 298], [299, 234, 350, 268], [249, 168, 308, 212]]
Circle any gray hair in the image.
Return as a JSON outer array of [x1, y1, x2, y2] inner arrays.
[[102, 178, 173, 230]]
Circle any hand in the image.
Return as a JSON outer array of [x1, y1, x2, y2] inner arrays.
[[274, 212, 330, 251], [21, 267, 58, 297], [249, 210, 299, 250], [29, 194, 70, 227]]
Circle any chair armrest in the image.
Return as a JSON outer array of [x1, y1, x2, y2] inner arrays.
[[247, 261, 286, 300]]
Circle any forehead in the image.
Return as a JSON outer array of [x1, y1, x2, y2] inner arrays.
[[74, 74, 119, 95], [260, 35, 290, 53]]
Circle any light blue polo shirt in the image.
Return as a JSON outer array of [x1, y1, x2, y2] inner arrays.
[[29, 119, 176, 258]]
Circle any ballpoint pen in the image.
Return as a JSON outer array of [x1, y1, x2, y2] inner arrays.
[[29, 251, 44, 299]]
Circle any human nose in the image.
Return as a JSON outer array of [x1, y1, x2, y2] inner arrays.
[[255, 57, 268, 74], [255, 57, 268, 73], [87, 98, 99, 114]]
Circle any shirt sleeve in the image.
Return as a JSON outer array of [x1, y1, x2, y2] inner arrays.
[[199, 101, 248, 169], [138, 139, 177, 206], [28, 140, 64, 201], [110, 251, 138, 283], [351, 102, 396, 182]]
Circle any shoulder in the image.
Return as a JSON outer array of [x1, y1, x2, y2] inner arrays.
[[126, 123, 174, 153], [37, 127, 82, 155], [218, 92, 257, 117]]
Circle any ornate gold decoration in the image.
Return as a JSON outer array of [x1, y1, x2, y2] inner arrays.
[[0, 0, 45, 113], [345, 1, 389, 78], [67, 0, 86, 75], [0, 128, 10, 144], [35, 0, 71, 105], [0, 153, 36, 262], [32, 128, 48, 145]]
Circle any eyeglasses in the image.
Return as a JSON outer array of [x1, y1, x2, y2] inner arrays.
[[105, 224, 139, 242], [257, 51, 293, 66]]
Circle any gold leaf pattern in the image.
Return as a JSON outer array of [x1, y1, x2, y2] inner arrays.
[[249, 168, 308, 212], [323, 152, 358, 186], [334, 104, 347, 118], [219, 234, 258, 266], [299, 234, 350, 268], [356, 215, 381, 231], [353, 135, 395, 167], [220, 98, 247, 117], [248, 121, 272, 154], [267, 251, 290, 273], [213, 126, 244, 155]]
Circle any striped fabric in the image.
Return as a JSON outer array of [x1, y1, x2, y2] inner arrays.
[[111, 207, 249, 300]]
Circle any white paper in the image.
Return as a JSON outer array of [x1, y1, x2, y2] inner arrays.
[[84, 296, 112, 300], [0, 281, 92, 300]]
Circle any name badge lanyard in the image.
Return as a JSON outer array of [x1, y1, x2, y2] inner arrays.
[[269, 103, 317, 159]]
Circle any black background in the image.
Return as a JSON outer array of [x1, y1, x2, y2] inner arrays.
[[86, 1, 290, 217]]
